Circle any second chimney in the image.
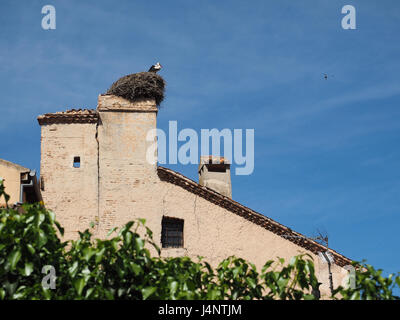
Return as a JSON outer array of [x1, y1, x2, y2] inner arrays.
[[198, 156, 232, 198]]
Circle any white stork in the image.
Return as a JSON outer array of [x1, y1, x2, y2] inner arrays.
[[148, 62, 162, 73]]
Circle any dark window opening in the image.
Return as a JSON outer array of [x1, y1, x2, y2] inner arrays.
[[161, 217, 184, 248], [23, 186, 38, 204], [40, 176, 45, 191], [73, 157, 81, 168], [208, 164, 226, 172]]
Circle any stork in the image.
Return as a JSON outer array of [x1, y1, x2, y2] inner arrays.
[[148, 62, 162, 73]]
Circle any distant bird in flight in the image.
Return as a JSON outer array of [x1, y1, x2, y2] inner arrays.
[[323, 73, 334, 80], [148, 62, 162, 73]]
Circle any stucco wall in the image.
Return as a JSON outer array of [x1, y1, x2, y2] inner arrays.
[[94, 176, 345, 298], [157, 180, 345, 298], [96, 96, 159, 236], [0, 159, 29, 205], [39, 95, 350, 299], [40, 123, 99, 240]]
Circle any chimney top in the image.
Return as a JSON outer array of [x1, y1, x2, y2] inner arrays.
[[198, 156, 232, 198], [199, 155, 229, 165], [97, 95, 157, 113]]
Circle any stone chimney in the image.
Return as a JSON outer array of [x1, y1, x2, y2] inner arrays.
[[97, 95, 159, 235], [97, 94, 158, 176], [198, 156, 232, 198]]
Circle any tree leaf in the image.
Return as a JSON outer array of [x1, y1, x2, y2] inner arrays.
[[107, 227, 117, 237], [130, 263, 141, 276], [24, 262, 34, 276], [69, 261, 79, 278], [8, 250, 21, 271], [246, 277, 256, 289], [169, 281, 178, 295], [142, 287, 156, 300], [134, 237, 144, 251], [26, 243, 35, 255], [73, 278, 86, 296], [38, 229, 48, 248]]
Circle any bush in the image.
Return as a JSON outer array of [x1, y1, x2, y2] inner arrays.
[[0, 178, 399, 300], [332, 261, 400, 300]]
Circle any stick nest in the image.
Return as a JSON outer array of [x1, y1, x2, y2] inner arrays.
[[106, 72, 165, 106]]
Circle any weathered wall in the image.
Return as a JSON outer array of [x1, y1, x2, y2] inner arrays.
[[157, 180, 345, 298], [94, 175, 345, 298], [199, 164, 232, 198], [40, 123, 99, 240], [39, 95, 349, 298], [0, 159, 29, 205], [96, 95, 159, 238]]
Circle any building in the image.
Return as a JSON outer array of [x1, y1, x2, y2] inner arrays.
[[0, 159, 42, 207], [37, 93, 353, 298]]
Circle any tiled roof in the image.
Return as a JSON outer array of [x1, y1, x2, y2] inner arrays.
[[37, 109, 98, 125], [157, 166, 352, 267]]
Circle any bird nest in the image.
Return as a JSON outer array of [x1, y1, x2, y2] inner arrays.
[[106, 72, 165, 106]]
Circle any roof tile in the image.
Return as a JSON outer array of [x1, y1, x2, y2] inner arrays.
[[37, 109, 98, 125]]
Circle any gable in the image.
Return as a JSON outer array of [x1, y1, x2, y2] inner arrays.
[[157, 166, 352, 267]]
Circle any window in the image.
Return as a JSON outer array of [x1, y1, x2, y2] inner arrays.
[[73, 156, 80, 168], [161, 217, 184, 248], [208, 164, 226, 173]]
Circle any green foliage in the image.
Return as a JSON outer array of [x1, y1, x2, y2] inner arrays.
[[0, 179, 399, 300], [0, 177, 10, 207], [332, 261, 400, 300], [0, 200, 65, 299]]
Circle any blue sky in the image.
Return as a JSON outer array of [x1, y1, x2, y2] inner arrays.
[[1, 1, 400, 278]]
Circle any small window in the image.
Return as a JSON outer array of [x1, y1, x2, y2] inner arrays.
[[208, 164, 226, 172], [40, 176, 45, 191], [161, 217, 184, 248], [73, 156, 81, 168]]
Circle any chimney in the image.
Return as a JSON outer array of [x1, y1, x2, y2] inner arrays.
[[96, 95, 159, 234], [97, 94, 158, 178], [198, 156, 232, 198]]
